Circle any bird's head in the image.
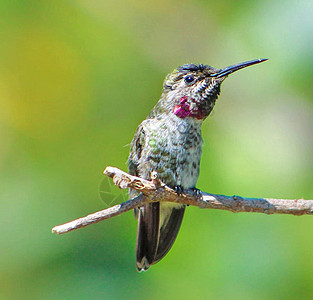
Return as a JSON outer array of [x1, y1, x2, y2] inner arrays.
[[157, 59, 267, 121]]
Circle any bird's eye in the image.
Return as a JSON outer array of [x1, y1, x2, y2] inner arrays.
[[184, 75, 195, 84]]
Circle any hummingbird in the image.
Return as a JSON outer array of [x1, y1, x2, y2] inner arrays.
[[128, 58, 267, 271]]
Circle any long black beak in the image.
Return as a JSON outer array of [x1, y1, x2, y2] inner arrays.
[[211, 58, 268, 78]]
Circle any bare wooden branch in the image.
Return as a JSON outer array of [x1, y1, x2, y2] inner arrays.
[[52, 194, 145, 234], [52, 166, 313, 235]]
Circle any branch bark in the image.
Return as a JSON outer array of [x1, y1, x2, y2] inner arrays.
[[52, 166, 313, 235]]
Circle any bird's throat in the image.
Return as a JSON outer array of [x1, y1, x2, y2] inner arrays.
[[173, 96, 203, 120]]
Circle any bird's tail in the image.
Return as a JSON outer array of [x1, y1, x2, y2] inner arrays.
[[136, 202, 185, 272]]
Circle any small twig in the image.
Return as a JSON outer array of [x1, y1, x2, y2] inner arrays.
[[52, 194, 145, 234], [52, 166, 313, 235]]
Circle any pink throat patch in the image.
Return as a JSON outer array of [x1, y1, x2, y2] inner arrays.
[[173, 96, 202, 119]]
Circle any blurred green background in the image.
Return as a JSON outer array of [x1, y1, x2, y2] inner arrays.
[[1, 0, 312, 299]]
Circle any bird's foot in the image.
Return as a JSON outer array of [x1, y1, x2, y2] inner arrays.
[[175, 185, 184, 196], [191, 187, 202, 200]]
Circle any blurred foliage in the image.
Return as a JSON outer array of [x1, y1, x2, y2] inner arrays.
[[0, 0, 312, 299]]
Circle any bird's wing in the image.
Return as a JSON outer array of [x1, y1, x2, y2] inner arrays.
[[128, 123, 160, 271]]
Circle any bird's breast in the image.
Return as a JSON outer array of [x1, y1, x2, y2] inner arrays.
[[145, 116, 202, 189]]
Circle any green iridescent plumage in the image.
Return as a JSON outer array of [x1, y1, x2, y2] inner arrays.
[[128, 59, 267, 271]]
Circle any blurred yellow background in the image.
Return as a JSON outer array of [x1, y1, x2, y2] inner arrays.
[[1, 1, 312, 299]]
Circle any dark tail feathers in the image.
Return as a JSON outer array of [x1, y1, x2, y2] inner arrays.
[[136, 202, 185, 271]]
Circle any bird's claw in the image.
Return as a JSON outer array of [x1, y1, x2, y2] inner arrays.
[[175, 185, 184, 196], [191, 187, 202, 200]]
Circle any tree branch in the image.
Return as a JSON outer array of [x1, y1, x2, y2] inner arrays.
[[52, 166, 313, 235]]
